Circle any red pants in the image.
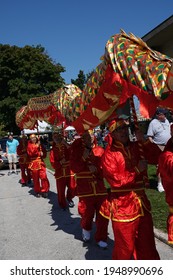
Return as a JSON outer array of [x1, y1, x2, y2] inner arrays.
[[167, 213, 173, 244], [111, 208, 160, 260], [161, 180, 173, 244], [56, 176, 75, 209], [19, 164, 31, 184], [31, 166, 50, 194], [78, 196, 109, 242]]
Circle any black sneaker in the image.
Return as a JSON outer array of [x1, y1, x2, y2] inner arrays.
[[35, 193, 41, 198], [41, 192, 48, 198], [8, 171, 12, 176], [68, 200, 75, 208]]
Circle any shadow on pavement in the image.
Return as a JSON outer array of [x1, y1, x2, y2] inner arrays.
[[83, 228, 114, 260], [47, 190, 114, 260], [47, 190, 81, 238]]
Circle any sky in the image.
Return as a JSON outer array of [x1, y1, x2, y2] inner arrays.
[[0, 0, 172, 84]]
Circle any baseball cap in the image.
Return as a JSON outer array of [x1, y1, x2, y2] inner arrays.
[[155, 108, 167, 115]]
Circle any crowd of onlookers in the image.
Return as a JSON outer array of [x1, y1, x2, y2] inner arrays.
[[63, 127, 109, 148]]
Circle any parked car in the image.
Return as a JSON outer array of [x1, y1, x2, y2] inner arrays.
[[0, 136, 20, 169]]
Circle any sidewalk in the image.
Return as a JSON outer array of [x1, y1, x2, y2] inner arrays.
[[0, 168, 114, 260], [0, 167, 172, 260]]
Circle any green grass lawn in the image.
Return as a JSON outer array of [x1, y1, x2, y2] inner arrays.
[[146, 188, 168, 232], [45, 153, 168, 233], [45, 152, 52, 171], [146, 165, 168, 232]]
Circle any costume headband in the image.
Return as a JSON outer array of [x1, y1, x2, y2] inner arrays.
[[108, 119, 129, 133], [30, 134, 37, 139]]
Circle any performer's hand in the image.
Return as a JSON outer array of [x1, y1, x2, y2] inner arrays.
[[60, 158, 65, 165], [137, 159, 148, 172], [88, 164, 97, 173], [83, 148, 90, 159], [135, 129, 145, 142], [62, 138, 69, 147]]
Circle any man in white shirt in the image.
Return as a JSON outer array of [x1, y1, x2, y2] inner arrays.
[[147, 108, 171, 192]]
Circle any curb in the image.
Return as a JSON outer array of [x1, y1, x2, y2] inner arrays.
[[154, 227, 173, 248], [47, 168, 54, 176]]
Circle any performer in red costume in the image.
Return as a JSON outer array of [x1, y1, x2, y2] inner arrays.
[[49, 129, 75, 209], [158, 123, 173, 244], [27, 134, 50, 198], [70, 130, 109, 248], [100, 117, 161, 259], [17, 132, 31, 186]]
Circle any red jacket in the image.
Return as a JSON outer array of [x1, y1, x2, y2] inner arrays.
[[70, 138, 107, 197], [158, 138, 173, 207], [100, 139, 161, 221], [17, 138, 29, 165], [49, 142, 74, 179], [27, 141, 47, 170], [102, 139, 161, 190]]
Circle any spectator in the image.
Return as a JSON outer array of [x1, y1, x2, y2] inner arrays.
[[100, 117, 161, 259], [70, 130, 109, 248], [96, 129, 103, 146], [6, 132, 19, 175], [147, 107, 171, 192]]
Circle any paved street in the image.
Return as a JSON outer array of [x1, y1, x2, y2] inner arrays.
[[0, 168, 172, 260]]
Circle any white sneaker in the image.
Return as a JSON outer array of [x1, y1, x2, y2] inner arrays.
[[97, 241, 108, 248], [82, 229, 91, 242], [157, 183, 164, 193]]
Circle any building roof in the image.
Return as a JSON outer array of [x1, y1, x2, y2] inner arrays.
[[142, 15, 173, 57]]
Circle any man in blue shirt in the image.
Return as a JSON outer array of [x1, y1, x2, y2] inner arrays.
[[6, 132, 19, 175]]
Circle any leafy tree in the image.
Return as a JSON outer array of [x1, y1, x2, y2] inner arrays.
[[71, 70, 87, 90], [71, 69, 95, 91], [0, 124, 6, 137], [86, 69, 95, 82], [0, 44, 65, 134]]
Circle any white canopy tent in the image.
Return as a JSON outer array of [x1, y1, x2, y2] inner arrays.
[[23, 121, 52, 134], [64, 126, 76, 131]]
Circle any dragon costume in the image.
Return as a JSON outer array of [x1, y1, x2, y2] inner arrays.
[[16, 30, 173, 133]]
